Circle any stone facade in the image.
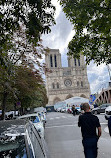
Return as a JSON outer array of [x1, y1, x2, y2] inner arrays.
[[45, 49, 90, 105]]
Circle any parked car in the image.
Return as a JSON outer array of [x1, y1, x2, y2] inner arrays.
[[61, 107, 66, 113], [56, 107, 62, 112], [0, 110, 2, 120], [105, 104, 111, 120], [18, 113, 44, 138], [91, 103, 111, 115], [5, 111, 19, 119], [38, 112, 47, 128], [75, 107, 81, 114], [66, 107, 72, 114]]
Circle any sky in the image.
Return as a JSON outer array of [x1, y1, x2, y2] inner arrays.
[[42, 0, 110, 94]]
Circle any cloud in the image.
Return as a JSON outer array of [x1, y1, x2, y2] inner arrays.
[[87, 62, 110, 94], [41, 0, 110, 95], [42, 9, 74, 53]]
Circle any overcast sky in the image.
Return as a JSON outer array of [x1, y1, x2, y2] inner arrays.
[[42, 0, 110, 94]]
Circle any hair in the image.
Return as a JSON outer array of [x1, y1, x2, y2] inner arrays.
[[82, 103, 90, 111]]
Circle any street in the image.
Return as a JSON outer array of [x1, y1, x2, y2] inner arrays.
[[45, 112, 111, 158]]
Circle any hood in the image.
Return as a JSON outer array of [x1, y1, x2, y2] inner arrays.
[[93, 107, 100, 110], [105, 106, 111, 111]]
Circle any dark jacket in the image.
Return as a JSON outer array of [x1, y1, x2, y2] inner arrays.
[[108, 116, 111, 136]]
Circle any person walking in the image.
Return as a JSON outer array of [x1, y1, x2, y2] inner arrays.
[[78, 103, 101, 158], [72, 105, 76, 116], [108, 116, 111, 136]]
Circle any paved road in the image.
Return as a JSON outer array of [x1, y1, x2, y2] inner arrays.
[[45, 112, 111, 158]]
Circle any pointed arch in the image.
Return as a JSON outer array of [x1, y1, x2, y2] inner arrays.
[[80, 94, 87, 98], [53, 97, 61, 105], [66, 94, 73, 100]]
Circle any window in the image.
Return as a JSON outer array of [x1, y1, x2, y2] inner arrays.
[[50, 55, 53, 67], [57, 83, 59, 89], [81, 81, 83, 87], [63, 70, 71, 76], [54, 54, 57, 67], [52, 83, 55, 89], [77, 81, 79, 87], [74, 59, 76, 66], [78, 59, 80, 66], [64, 79, 72, 87]]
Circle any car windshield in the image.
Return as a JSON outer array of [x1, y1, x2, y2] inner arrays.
[[33, 116, 40, 123]]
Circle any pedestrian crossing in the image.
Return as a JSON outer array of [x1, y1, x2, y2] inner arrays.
[[48, 115, 74, 120]]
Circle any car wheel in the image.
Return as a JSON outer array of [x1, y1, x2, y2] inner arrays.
[[94, 111, 98, 115]]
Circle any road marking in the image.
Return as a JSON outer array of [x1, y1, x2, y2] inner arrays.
[[68, 115, 73, 117], [50, 118, 54, 120], [46, 124, 77, 129], [100, 123, 107, 125], [104, 127, 109, 133], [55, 117, 60, 119], [61, 116, 67, 118]]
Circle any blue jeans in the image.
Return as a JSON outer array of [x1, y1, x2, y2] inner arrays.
[[82, 137, 98, 158]]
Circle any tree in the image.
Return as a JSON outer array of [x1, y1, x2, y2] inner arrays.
[[0, 0, 55, 118], [0, 56, 16, 119], [0, 0, 55, 54], [0, 65, 48, 116], [14, 66, 48, 114], [59, 0, 111, 65], [0, 0, 55, 119]]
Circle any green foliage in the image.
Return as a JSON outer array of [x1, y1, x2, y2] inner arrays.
[[0, 65, 48, 111], [59, 0, 111, 65], [0, 0, 55, 118], [14, 66, 48, 109], [0, 0, 55, 53]]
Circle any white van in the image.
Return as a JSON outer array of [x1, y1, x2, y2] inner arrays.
[[105, 104, 111, 120]]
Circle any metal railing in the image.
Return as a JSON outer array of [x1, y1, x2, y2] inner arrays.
[[25, 121, 50, 158]]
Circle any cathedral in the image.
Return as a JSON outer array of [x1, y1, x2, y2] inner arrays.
[[45, 49, 90, 105]]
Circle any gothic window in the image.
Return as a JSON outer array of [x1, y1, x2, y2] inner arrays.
[[52, 83, 55, 89], [54, 54, 57, 67], [81, 81, 83, 87], [78, 59, 80, 66], [57, 82, 59, 89], [50, 55, 53, 67], [74, 59, 76, 66], [77, 81, 79, 87]]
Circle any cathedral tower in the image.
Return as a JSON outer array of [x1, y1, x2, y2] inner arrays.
[[45, 49, 90, 105]]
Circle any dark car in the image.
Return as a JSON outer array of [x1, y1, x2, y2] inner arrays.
[[91, 104, 110, 115]]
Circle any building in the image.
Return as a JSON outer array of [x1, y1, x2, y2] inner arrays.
[[45, 49, 90, 105], [94, 81, 111, 105]]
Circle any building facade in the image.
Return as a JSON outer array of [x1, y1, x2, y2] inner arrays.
[[45, 49, 90, 105]]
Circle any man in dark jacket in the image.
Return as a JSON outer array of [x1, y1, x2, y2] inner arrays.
[[108, 116, 111, 136], [72, 105, 76, 116], [78, 103, 101, 158]]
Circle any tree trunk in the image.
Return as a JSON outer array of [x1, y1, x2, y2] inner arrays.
[[1, 91, 8, 120]]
